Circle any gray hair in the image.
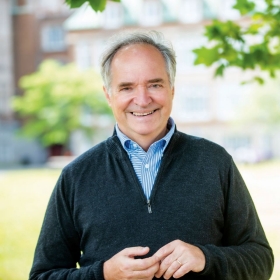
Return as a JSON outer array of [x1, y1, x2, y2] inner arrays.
[[100, 30, 176, 93]]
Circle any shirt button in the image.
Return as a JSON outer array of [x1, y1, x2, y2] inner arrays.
[[145, 164, 149, 168]]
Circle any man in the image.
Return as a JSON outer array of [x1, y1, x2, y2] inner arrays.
[[29, 31, 273, 279]]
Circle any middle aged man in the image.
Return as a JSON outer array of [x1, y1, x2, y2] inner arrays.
[[29, 31, 274, 280]]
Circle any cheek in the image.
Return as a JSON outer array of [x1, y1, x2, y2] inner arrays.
[[110, 97, 130, 114], [115, 95, 134, 109], [156, 94, 173, 107]]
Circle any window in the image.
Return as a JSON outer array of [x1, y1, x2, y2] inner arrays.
[[179, 0, 203, 24], [103, 2, 123, 29], [218, 0, 240, 20], [223, 135, 255, 163], [139, 0, 162, 26], [223, 135, 251, 150], [75, 41, 92, 70], [0, 123, 16, 163], [13, 0, 27, 7], [41, 25, 66, 52], [216, 83, 248, 121], [173, 85, 210, 122], [173, 34, 206, 71], [39, 0, 60, 10]]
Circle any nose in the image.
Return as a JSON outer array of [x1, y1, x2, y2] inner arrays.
[[133, 86, 152, 107]]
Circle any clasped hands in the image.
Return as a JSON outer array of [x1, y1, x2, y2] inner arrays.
[[103, 240, 206, 280]]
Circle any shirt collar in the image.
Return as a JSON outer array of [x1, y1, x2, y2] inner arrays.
[[116, 117, 175, 153]]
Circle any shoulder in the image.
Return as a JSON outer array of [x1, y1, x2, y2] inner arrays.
[[62, 135, 122, 177], [173, 130, 229, 154], [171, 130, 232, 166]]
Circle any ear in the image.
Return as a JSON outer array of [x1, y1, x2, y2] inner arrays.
[[103, 86, 112, 107]]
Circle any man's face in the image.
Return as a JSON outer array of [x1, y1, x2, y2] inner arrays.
[[104, 43, 174, 146]]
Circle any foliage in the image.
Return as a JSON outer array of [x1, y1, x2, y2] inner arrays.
[[193, 0, 280, 83], [66, 0, 280, 84], [12, 60, 111, 147], [65, 0, 120, 11]]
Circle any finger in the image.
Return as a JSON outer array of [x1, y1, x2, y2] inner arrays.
[[161, 259, 182, 279], [154, 242, 176, 261], [123, 246, 150, 258], [131, 261, 160, 279], [154, 245, 183, 278], [154, 254, 178, 278], [132, 253, 161, 271], [121, 247, 161, 271], [173, 262, 192, 279]]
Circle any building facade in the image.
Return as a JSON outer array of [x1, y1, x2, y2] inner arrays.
[[64, 0, 280, 162], [1, 0, 279, 165], [0, 0, 72, 165]]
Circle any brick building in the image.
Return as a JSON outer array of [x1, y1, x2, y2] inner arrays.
[[0, 0, 72, 165]]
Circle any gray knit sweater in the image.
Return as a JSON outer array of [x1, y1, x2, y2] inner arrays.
[[29, 130, 274, 279]]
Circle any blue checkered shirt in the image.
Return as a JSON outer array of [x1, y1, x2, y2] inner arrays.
[[116, 118, 175, 200]]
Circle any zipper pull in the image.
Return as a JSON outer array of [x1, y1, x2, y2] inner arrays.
[[147, 200, 152, 214]]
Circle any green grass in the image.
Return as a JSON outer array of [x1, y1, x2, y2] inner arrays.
[[0, 169, 61, 280], [0, 162, 279, 279]]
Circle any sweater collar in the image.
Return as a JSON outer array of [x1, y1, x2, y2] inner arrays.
[[115, 117, 175, 153]]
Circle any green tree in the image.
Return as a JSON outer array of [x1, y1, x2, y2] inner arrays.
[[65, 0, 120, 11], [13, 60, 111, 152], [193, 0, 280, 84], [66, 0, 280, 84]]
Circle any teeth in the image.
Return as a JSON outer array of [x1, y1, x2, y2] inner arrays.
[[133, 110, 155, 116]]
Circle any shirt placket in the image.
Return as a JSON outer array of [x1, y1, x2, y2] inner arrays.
[[141, 146, 158, 200]]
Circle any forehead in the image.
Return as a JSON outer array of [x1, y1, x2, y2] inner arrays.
[[115, 42, 160, 54], [110, 43, 167, 80]]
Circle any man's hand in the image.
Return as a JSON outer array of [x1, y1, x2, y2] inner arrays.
[[153, 240, 205, 279], [103, 246, 160, 280]]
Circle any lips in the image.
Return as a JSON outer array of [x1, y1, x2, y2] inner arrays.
[[132, 109, 157, 116]]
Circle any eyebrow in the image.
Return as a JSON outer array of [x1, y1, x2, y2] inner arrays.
[[118, 82, 134, 88], [118, 78, 165, 88], [148, 78, 165, 84]]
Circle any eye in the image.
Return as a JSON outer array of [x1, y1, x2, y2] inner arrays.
[[150, 84, 162, 88], [120, 87, 131, 92]]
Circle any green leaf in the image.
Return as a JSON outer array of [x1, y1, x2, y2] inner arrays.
[[233, 0, 255, 15], [88, 0, 107, 12], [193, 46, 220, 66], [215, 64, 226, 77], [65, 0, 87, 8], [254, 76, 265, 84]]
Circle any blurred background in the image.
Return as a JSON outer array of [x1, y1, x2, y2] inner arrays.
[[0, 0, 279, 279]]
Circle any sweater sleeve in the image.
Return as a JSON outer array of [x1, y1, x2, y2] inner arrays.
[[29, 172, 104, 280], [197, 158, 274, 280]]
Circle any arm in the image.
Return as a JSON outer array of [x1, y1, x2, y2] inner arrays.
[[154, 158, 273, 280], [197, 159, 274, 279], [29, 173, 104, 280]]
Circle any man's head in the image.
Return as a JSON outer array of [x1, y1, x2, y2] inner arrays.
[[101, 30, 176, 94], [101, 31, 176, 150]]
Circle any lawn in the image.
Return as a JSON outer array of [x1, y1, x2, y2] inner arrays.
[[0, 168, 60, 280], [0, 162, 279, 279]]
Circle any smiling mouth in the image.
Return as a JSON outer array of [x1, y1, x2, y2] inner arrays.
[[131, 109, 157, 116]]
